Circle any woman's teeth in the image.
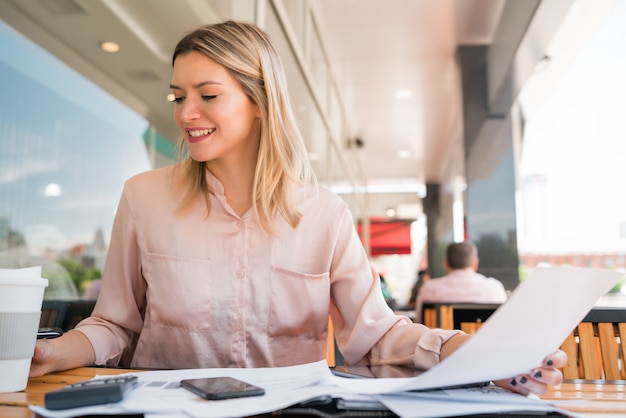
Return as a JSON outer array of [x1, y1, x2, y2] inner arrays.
[[189, 128, 215, 137]]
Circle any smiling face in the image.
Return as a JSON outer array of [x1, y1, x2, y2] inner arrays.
[[170, 51, 261, 166]]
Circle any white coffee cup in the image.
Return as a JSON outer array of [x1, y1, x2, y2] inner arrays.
[[0, 268, 48, 393]]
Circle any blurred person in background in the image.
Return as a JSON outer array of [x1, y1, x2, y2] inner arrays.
[[414, 241, 507, 322]]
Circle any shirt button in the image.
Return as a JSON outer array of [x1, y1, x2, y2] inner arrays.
[[234, 322, 242, 330], [236, 221, 244, 229], [236, 270, 245, 279]]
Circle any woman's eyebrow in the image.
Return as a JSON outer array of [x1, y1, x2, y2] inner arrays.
[[169, 81, 223, 90]]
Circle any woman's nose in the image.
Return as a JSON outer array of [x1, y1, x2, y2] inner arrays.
[[178, 97, 201, 122]]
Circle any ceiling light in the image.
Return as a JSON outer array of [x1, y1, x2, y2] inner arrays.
[[394, 89, 413, 99], [397, 150, 410, 158], [166, 93, 176, 102], [100, 41, 120, 53], [386, 207, 397, 218]]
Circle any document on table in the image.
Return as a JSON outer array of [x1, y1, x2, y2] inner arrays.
[[31, 361, 337, 418], [31, 266, 620, 418], [31, 363, 579, 418]]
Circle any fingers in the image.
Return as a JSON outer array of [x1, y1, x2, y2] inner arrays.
[[494, 375, 539, 396], [497, 372, 551, 396], [494, 350, 567, 396], [29, 339, 52, 377], [32, 339, 47, 359], [505, 368, 561, 396], [544, 349, 568, 369], [529, 365, 564, 388]]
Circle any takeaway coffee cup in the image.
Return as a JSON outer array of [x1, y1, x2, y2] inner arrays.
[[0, 267, 48, 392]]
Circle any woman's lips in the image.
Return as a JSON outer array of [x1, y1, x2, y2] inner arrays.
[[187, 128, 215, 143]]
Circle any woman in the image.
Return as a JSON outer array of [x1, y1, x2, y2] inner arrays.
[[30, 21, 565, 396]]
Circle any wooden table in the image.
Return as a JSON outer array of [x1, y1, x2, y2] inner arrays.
[[1, 368, 625, 417], [542, 379, 626, 417], [0, 367, 136, 418]]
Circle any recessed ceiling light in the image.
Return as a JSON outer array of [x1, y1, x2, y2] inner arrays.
[[100, 41, 120, 53], [397, 150, 410, 158], [166, 93, 176, 102], [394, 89, 413, 99]]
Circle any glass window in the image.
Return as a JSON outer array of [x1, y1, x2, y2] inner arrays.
[[0, 22, 150, 298], [264, 6, 328, 183], [277, 0, 307, 50], [309, 18, 329, 112]]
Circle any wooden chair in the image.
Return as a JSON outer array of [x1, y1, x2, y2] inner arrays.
[[559, 307, 626, 380], [327, 316, 335, 366], [326, 316, 345, 367], [422, 303, 626, 380], [450, 303, 501, 333], [40, 299, 96, 332], [39, 300, 69, 329], [422, 303, 501, 333]]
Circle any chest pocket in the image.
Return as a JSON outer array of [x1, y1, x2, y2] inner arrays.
[[144, 252, 214, 331], [269, 265, 330, 338]]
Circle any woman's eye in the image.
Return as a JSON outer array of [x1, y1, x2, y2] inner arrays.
[[202, 95, 217, 101], [170, 96, 184, 104]]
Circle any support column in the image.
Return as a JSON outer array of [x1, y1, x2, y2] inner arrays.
[[423, 183, 454, 279], [458, 46, 520, 291]]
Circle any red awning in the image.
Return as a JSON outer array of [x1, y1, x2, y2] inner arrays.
[[357, 218, 412, 256]]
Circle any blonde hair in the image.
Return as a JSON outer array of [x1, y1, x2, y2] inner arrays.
[[171, 21, 315, 233]]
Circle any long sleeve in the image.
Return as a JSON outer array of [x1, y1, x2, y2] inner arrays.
[[328, 203, 461, 369]]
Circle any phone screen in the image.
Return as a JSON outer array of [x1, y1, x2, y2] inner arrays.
[[180, 377, 265, 400]]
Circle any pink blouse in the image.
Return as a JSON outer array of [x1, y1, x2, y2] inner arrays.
[[75, 165, 459, 370]]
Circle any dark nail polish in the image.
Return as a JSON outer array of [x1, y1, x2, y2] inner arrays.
[[546, 359, 554, 366], [510, 379, 517, 386], [520, 376, 527, 384], [533, 371, 542, 379]]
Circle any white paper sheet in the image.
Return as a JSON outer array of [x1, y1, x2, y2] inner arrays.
[[377, 389, 583, 418]]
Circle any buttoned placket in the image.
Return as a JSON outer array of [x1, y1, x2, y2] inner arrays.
[[230, 216, 247, 367]]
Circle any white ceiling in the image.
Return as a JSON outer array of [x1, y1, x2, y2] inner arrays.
[[310, 0, 504, 186], [0, 0, 509, 210]]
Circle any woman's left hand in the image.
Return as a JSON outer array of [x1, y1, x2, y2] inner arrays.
[[494, 349, 567, 396]]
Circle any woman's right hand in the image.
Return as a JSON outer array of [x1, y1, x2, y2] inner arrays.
[[29, 338, 55, 377], [29, 331, 96, 377]]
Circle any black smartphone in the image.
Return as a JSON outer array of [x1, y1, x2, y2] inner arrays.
[[37, 327, 63, 339], [180, 376, 265, 400]]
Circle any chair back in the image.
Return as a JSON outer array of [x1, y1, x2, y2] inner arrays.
[[560, 307, 626, 380], [40, 299, 96, 331], [422, 302, 501, 333]]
